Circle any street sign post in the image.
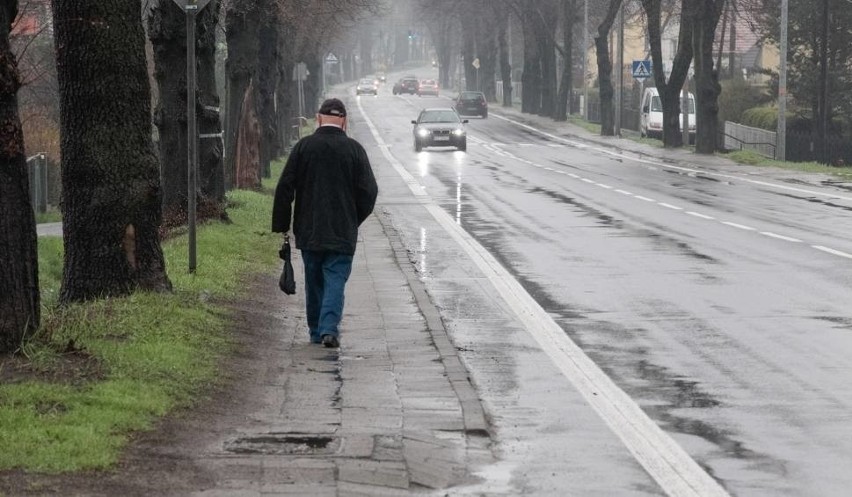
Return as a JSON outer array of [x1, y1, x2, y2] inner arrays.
[[172, 0, 211, 274]]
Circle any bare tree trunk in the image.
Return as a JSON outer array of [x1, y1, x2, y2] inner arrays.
[[555, 0, 577, 121], [693, 0, 725, 154], [643, 0, 694, 147], [461, 17, 477, 91], [0, 0, 40, 353], [197, 0, 225, 206], [52, 0, 171, 303], [476, 2, 499, 101], [148, 0, 188, 223], [256, 14, 279, 178], [495, 8, 513, 106], [595, 0, 623, 135], [224, 2, 260, 190], [234, 81, 261, 189], [521, 13, 542, 114]]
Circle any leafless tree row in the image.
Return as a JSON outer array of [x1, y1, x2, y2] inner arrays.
[[0, 0, 381, 354]]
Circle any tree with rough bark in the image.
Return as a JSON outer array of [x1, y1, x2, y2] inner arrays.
[[595, 0, 623, 135], [555, 0, 579, 121], [149, 0, 226, 225], [51, 0, 172, 303], [641, 0, 694, 147], [691, 0, 725, 153], [222, 0, 382, 190], [0, 0, 40, 354]]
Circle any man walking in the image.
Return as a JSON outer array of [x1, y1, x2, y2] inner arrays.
[[272, 98, 378, 348]]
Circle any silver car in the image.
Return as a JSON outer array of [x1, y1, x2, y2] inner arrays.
[[411, 108, 468, 152]]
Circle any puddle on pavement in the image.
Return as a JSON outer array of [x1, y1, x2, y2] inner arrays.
[[224, 434, 340, 456]]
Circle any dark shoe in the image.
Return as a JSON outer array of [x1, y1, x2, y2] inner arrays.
[[321, 334, 339, 348]]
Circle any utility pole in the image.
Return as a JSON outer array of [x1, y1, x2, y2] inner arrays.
[[615, 4, 624, 136], [777, 0, 788, 161], [582, 0, 589, 118]]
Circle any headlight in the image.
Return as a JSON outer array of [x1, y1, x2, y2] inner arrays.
[[452, 128, 465, 136], [417, 128, 430, 137]]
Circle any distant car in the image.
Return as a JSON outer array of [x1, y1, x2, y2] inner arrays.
[[454, 91, 488, 118], [356, 78, 378, 96], [376, 72, 387, 83], [411, 108, 468, 152], [393, 77, 419, 95], [418, 79, 439, 97]]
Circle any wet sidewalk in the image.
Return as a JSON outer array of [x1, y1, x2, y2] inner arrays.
[[188, 213, 492, 496]]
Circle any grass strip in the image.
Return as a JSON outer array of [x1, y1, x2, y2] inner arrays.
[[0, 161, 285, 473]]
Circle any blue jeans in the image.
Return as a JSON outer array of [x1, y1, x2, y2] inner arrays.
[[301, 250, 353, 343]]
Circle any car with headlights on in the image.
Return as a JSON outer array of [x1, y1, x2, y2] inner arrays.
[[411, 108, 468, 152], [356, 78, 378, 96]]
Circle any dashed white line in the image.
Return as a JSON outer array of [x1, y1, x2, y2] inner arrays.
[[658, 203, 683, 210], [615, 189, 633, 196], [635, 195, 656, 202], [597, 184, 614, 189], [581, 178, 595, 184], [722, 221, 756, 231], [686, 211, 715, 220], [760, 232, 802, 243], [812, 245, 852, 260]]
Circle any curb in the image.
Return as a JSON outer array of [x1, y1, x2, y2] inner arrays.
[[374, 208, 490, 436]]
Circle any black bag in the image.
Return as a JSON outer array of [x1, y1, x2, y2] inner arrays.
[[278, 236, 296, 295]]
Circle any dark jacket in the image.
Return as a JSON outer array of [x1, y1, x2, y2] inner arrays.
[[272, 126, 378, 255]]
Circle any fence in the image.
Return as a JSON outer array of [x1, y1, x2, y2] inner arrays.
[[495, 81, 522, 104], [723, 122, 777, 159]]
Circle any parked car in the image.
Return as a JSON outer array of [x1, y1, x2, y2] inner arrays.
[[393, 76, 419, 95], [411, 108, 468, 152], [356, 78, 378, 96], [454, 91, 488, 118], [640, 87, 695, 141], [418, 79, 439, 97]]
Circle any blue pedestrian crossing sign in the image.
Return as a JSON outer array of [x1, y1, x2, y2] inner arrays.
[[632, 60, 652, 80]]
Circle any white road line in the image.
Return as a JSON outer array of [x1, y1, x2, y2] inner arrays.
[[686, 211, 715, 220], [358, 96, 730, 497], [598, 183, 614, 189], [490, 112, 852, 204], [722, 221, 756, 231], [659, 203, 683, 210], [615, 189, 634, 196], [568, 173, 580, 179], [581, 178, 595, 184], [812, 245, 852, 260], [635, 195, 656, 202], [760, 232, 802, 243]]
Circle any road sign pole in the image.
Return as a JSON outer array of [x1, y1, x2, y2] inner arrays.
[[186, 9, 197, 274], [173, 0, 210, 274]]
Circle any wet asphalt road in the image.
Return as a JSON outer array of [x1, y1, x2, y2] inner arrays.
[[345, 72, 852, 497]]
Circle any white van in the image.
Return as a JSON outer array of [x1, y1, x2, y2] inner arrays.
[[640, 87, 695, 141]]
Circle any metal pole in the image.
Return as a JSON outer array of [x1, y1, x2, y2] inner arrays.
[[777, 0, 788, 161], [39, 154, 47, 213], [682, 80, 690, 146], [615, 4, 624, 136], [582, 0, 589, 118], [187, 10, 197, 274]]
